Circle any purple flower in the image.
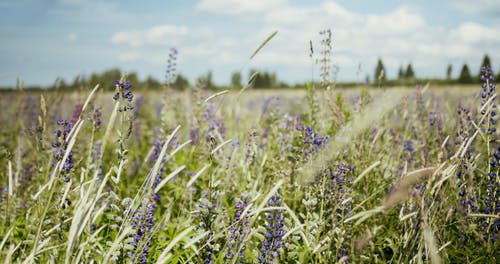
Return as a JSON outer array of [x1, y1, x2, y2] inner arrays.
[[52, 119, 75, 177], [479, 66, 497, 134], [113, 78, 135, 111], [128, 198, 156, 263], [225, 195, 251, 263], [258, 194, 284, 264], [165, 47, 178, 86]]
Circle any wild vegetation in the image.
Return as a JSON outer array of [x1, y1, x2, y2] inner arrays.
[[0, 32, 498, 264]]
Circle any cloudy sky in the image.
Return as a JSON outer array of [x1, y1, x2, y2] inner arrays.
[[1, 0, 500, 87]]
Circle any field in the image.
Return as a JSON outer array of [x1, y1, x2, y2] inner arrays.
[[0, 80, 498, 263]]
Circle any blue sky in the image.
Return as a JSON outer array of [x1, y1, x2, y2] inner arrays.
[[1, 0, 500, 87]]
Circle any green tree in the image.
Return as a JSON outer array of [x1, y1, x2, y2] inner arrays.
[[398, 66, 405, 79], [70, 75, 85, 90], [458, 64, 473, 84], [127, 72, 140, 88], [173, 74, 189, 90], [144, 75, 161, 89], [479, 54, 492, 80], [446, 64, 452, 80], [230, 71, 242, 89], [480, 54, 491, 69], [405, 63, 415, 79], [206, 71, 214, 89], [248, 69, 278, 89], [89, 68, 121, 91], [374, 58, 386, 83], [55, 77, 68, 90]]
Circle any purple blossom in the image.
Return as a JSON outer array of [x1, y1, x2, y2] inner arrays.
[[295, 125, 330, 161], [165, 47, 178, 86], [258, 194, 284, 264], [225, 195, 251, 264], [113, 79, 135, 111], [52, 119, 75, 180], [128, 198, 156, 263], [479, 66, 497, 134]]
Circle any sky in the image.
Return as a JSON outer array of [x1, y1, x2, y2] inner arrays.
[[1, 0, 500, 87]]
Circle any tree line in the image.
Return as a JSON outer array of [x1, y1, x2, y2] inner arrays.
[[4, 54, 497, 91], [374, 54, 498, 86], [35, 68, 285, 91]]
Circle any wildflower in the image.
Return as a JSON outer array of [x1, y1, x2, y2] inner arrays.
[[128, 198, 156, 264], [479, 66, 497, 134], [297, 125, 330, 161], [113, 79, 134, 112], [52, 119, 74, 181], [165, 47, 178, 86], [319, 29, 333, 89], [203, 103, 226, 141], [88, 104, 102, 131], [482, 146, 499, 243], [194, 195, 219, 264], [258, 194, 284, 264], [225, 195, 251, 264], [403, 139, 414, 160]]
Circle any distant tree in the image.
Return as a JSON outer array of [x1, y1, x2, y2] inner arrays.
[[127, 72, 140, 88], [230, 71, 242, 88], [398, 66, 405, 79], [196, 72, 214, 90], [458, 64, 473, 84], [89, 68, 121, 90], [374, 58, 386, 83], [278, 81, 289, 88], [144, 75, 161, 89], [446, 64, 453, 80], [248, 69, 278, 88], [173, 74, 189, 90], [55, 77, 68, 90], [480, 54, 492, 69], [405, 63, 415, 79], [70, 75, 84, 90], [206, 71, 214, 89], [479, 54, 493, 80]]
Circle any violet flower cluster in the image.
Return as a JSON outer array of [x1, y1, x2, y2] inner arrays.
[[225, 195, 251, 264], [88, 104, 102, 131], [127, 138, 168, 263], [295, 125, 330, 161], [128, 198, 155, 264], [165, 47, 178, 86], [482, 146, 499, 243], [52, 120, 74, 181], [479, 66, 497, 134], [112, 79, 134, 112], [258, 194, 285, 264], [203, 103, 226, 142], [455, 105, 478, 214]]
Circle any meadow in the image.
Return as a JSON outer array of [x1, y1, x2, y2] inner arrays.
[[0, 67, 499, 264]]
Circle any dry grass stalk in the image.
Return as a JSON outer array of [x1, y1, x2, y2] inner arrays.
[[384, 167, 436, 209]]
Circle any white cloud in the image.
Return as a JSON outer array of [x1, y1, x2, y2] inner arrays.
[[112, 25, 189, 47], [450, 22, 500, 44], [364, 6, 425, 35], [111, 1, 500, 84], [450, 0, 500, 16], [256, 0, 500, 80], [196, 0, 286, 15]]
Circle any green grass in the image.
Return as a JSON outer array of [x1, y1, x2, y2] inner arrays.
[[0, 82, 498, 263]]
